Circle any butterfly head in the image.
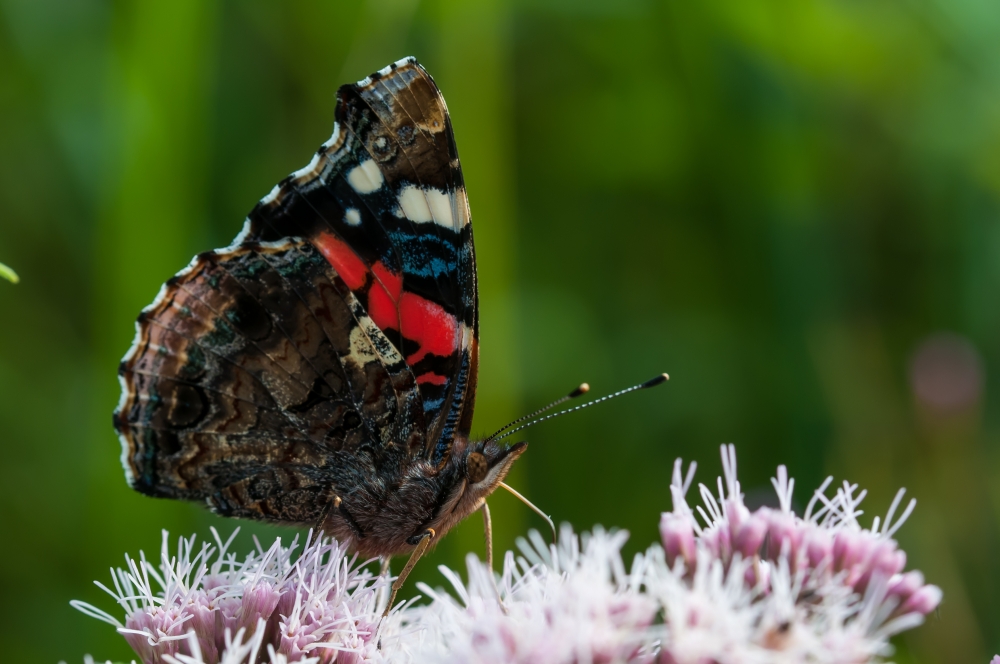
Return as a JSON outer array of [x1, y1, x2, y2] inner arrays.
[[463, 439, 527, 490], [433, 439, 527, 533]]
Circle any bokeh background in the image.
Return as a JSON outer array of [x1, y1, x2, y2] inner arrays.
[[1, 0, 999, 661]]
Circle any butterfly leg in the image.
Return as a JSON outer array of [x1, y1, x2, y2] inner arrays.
[[313, 491, 342, 535], [481, 501, 493, 571], [381, 528, 435, 619], [376, 556, 392, 612], [481, 502, 508, 613]]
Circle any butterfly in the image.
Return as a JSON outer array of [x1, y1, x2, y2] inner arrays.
[[114, 57, 667, 611], [115, 56, 501, 586]]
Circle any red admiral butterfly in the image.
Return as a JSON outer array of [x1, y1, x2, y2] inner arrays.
[[114, 57, 667, 610]]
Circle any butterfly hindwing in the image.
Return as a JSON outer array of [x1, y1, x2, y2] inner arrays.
[[115, 240, 427, 521], [244, 57, 478, 464]]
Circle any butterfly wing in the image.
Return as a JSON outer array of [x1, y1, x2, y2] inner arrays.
[[244, 57, 478, 465], [115, 239, 428, 523], [115, 59, 478, 525]]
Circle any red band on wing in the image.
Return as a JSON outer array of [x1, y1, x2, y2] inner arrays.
[[367, 284, 397, 331], [416, 372, 448, 386], [312, 244, 458, 367], [372, 262, 403, 300], [367, 261, 403, 330], [315, 232, 368, 290], [400, 292, 458, 364]]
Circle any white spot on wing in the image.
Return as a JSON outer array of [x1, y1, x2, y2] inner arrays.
[[322, 123, 341, 150], [349, 324, 380, 364], [347, 159, 384, 194], [399, 185, 462, 230], [344, 208, 361, 226], [454, 187, 470, 228], [117, 368, 136, 484], [398, 185, 432, 223], [348, 311, 405, 367], [356, 58, 418, 88], [261, 184, 282, 205], [293, 153, 322, 180], [146, 281, 173, 311], [227, 219, 251, 248], [426, 188, 455, 230], [257, 238, 302, 251], [119, 438, 136, 484]]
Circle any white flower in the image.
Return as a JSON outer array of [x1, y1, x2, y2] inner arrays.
[[387, 527, 658, 664]]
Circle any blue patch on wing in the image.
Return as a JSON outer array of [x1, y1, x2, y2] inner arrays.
[[388, 230, 458, 281], [421, 396, 445, 418]]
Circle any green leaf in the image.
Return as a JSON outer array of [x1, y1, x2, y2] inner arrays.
[[0, 261, 18, 284]]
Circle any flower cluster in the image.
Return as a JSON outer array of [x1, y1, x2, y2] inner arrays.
[[75, 446, 941, 663], [73, 530, 387, 664], [391, 527, 658, 663], [652, 445, 941, 662]]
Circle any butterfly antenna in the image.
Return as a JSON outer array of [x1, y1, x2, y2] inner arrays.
[[499, 481, 557, 543], [492, 373, 669, 442], [483, 382, 590, 444]]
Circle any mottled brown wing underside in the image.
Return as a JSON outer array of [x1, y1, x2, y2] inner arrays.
[[115, 239, 426, 522]]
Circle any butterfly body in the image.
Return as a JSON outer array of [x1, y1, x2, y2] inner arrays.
[[114, 58, 522, 558]]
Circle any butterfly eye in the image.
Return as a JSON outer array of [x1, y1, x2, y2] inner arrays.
[[466, 451, 488, 484]]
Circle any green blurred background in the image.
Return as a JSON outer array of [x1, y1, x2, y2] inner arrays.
[[1, 0, 999, 661]]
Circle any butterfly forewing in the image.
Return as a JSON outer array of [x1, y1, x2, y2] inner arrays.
[[244, 57, 478, 462]]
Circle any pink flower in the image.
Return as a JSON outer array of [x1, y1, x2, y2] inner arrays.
[[73, 529, 386, 664], [652, 445, 941, 662]]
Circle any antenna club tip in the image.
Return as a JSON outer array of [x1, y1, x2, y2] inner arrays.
[[642, 373, 670, 388], [569, 383, 590, 398]]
